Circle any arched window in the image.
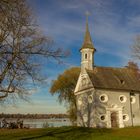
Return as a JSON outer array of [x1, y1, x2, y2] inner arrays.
[[85, 53, 87, 59]]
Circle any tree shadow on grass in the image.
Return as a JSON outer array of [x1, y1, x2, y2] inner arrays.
[[21, 127, 112, 140]]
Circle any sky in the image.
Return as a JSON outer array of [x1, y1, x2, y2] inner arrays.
[[1, 0, 140, 114]]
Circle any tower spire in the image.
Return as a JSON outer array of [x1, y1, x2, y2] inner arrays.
[[80, 13, 96, 72], [80, 12, 95, 50]]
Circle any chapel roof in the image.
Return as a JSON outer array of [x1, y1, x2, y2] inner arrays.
[[87, 66, 140, 92]]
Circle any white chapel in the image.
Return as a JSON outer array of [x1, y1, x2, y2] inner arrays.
[[74, 18, 140, 128]]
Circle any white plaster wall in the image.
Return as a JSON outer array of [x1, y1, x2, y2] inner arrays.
[[76, 88, 140, 128]]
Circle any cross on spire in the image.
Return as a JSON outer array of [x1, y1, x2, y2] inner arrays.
[[85, 11, 90, 25]]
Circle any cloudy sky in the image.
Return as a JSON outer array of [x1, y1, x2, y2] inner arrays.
[[1, 0, 140, 114]]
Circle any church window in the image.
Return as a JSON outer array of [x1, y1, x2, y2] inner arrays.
[[119, 95, 127, 103], [101, 96, 105, 100], [130, 96, 136, 104], [123, 114, 129, 121], [99, 94, 108, 103], [85, 53, 87, 59], [120, 96, 123, 101], [100, 115, 106, 121], [88, 95, 93, 103]]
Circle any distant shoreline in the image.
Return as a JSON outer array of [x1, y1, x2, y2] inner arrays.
[[0, 113, 69, 119]]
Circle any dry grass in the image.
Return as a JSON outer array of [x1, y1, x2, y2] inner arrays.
[[0, 126, 140, 140]]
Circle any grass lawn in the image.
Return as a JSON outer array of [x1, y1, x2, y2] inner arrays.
[[0, 126, 140, 140]]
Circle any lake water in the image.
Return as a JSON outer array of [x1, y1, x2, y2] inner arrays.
[[0, 118, 71, 128]]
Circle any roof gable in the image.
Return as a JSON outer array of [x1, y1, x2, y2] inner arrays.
[[74, 71, 94, 94]]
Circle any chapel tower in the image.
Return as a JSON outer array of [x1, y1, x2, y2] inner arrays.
[[80, 15, 96, 72]]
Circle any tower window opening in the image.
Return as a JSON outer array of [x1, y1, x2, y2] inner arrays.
[[85, 53, 87, 59]]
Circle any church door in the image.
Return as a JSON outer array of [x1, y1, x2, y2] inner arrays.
[[111, 112, 118, 128]]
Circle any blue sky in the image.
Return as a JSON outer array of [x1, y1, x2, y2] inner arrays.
[[1, 0, 140, 114]]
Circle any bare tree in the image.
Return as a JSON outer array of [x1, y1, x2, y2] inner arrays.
[[0, 0, 66, 101]]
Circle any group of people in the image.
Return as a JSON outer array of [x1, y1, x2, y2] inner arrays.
[[0, 119, 23, 129]]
